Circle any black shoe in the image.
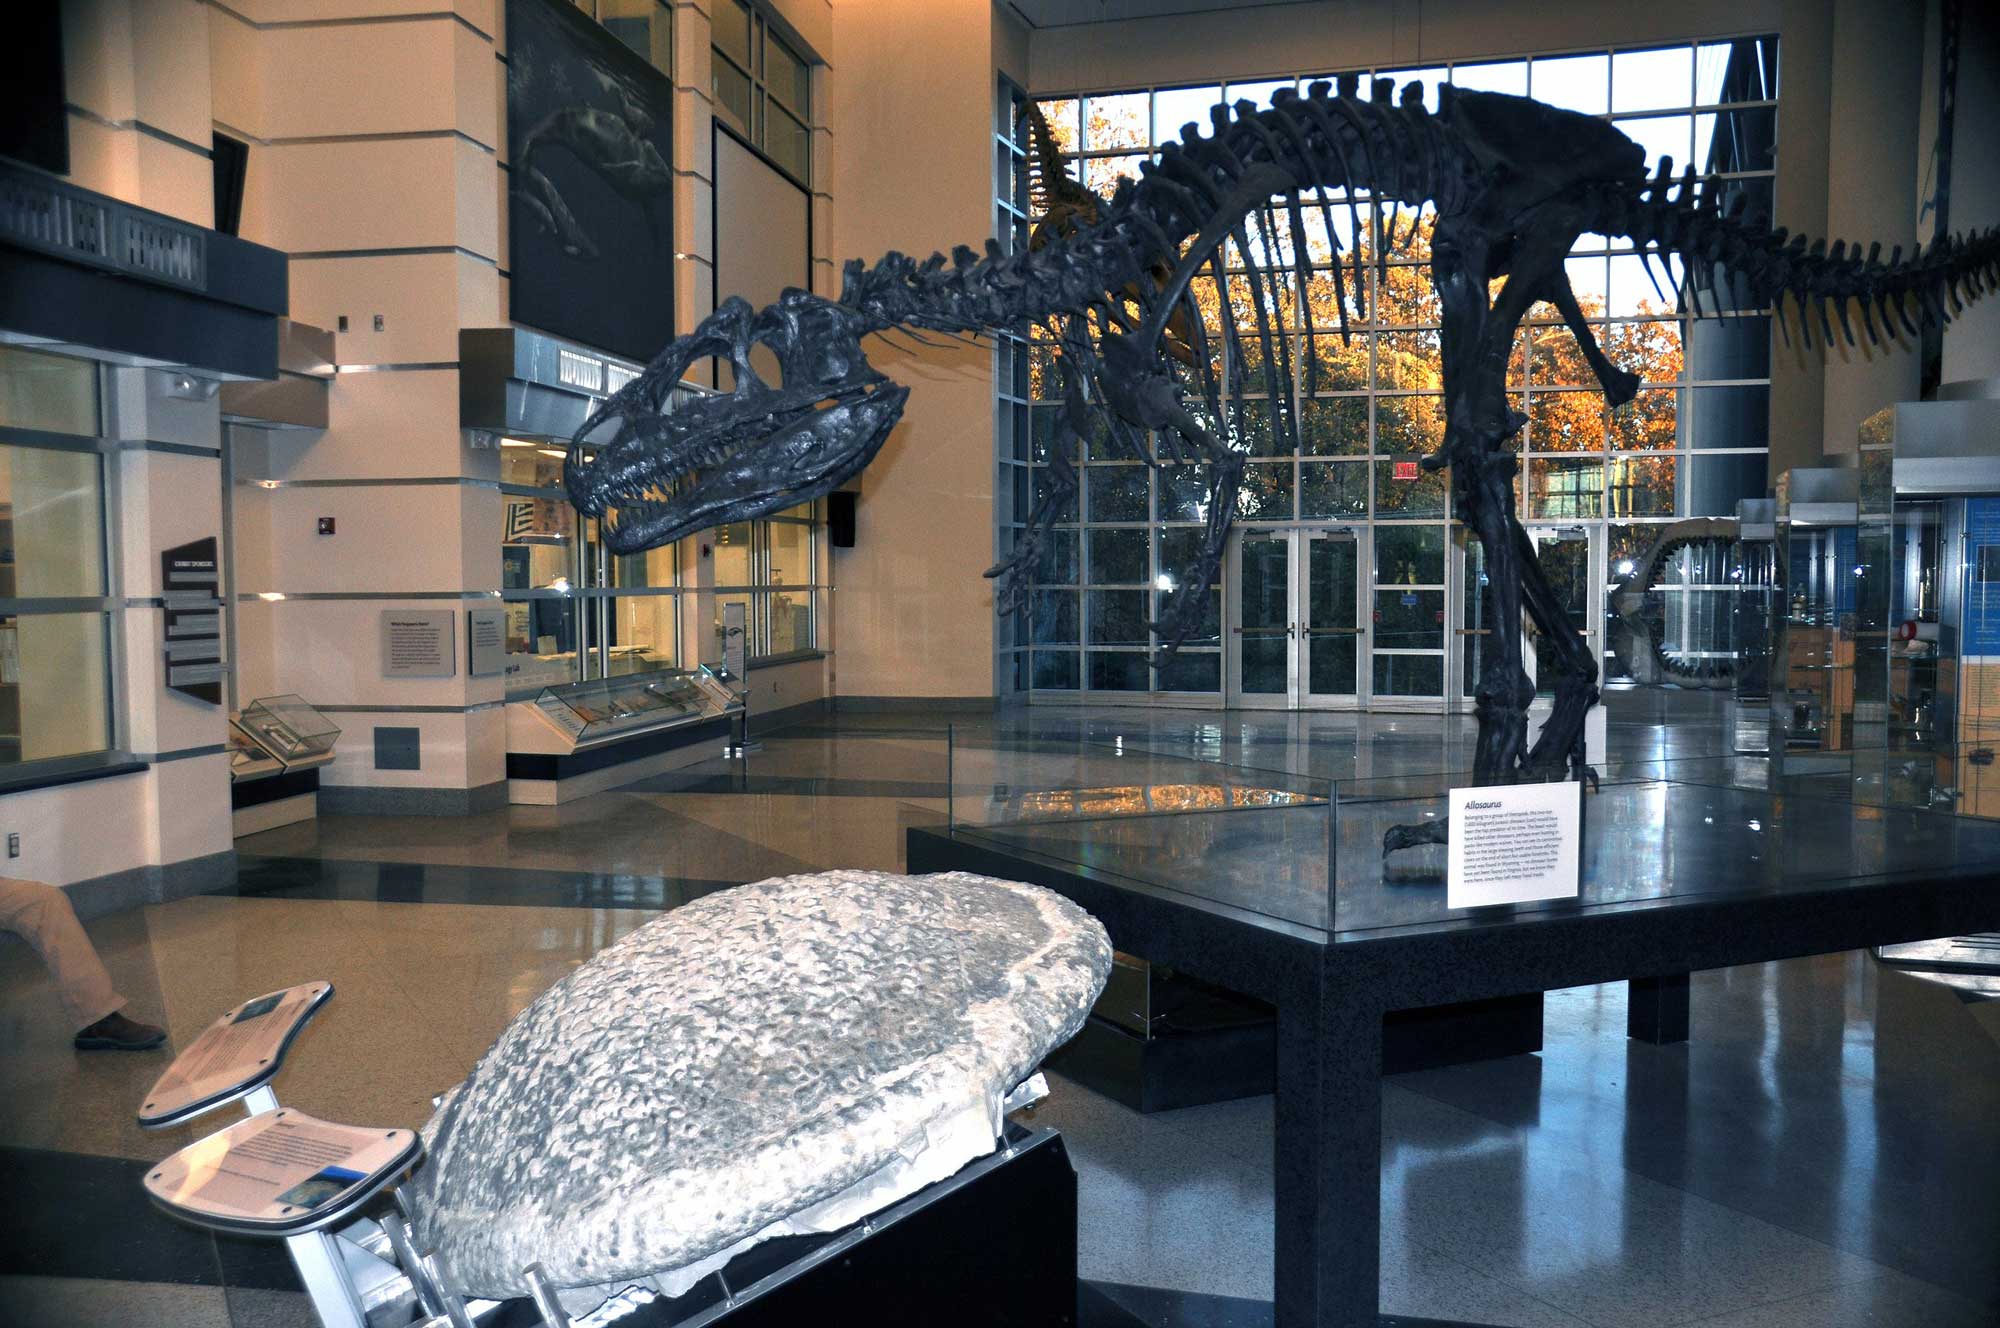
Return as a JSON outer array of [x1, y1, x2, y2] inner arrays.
[[74, 1012, 167, 1051]]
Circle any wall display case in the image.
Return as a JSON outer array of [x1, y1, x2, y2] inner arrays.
[[235, 695, 341, 771], [528, 665, 743, 747]]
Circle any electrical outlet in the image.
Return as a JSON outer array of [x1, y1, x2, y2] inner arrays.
[[6, 832, 18, 858]]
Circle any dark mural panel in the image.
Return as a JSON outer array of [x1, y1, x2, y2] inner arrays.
[[506, 0, 674, 363], [1, 1, 68, 175]]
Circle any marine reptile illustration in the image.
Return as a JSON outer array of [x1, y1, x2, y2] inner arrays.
[[516, 68, 675, 260], [563, 76, 2000, 849]]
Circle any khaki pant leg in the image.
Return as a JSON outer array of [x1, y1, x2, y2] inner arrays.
[[0, 877, 126, 1032]]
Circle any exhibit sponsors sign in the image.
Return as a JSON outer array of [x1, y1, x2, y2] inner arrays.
[[1446, 781, 1581, 909], [380, 611, 456, 678], [467, 607, 508, 677], [162, 536, 224, 704]]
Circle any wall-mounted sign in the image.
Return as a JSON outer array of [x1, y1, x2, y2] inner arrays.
[[467, 607, 508, 677], [1392, 459, 1420, 481], [380, 611, 456, 678], [162, 536, 224, 704], [1446, 781, 1581, 910]]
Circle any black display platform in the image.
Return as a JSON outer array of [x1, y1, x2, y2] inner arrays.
[[912, 776, 2000, 1328], [479, 1123, 1076, 1328], [1056, 992, 1542, 1114]]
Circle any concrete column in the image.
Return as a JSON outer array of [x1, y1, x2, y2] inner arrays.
[[827, 0, 997, 703], [215, 1, 508, 814], [1818, 0, 1925, 457], [1937, 0, 2000, 385]]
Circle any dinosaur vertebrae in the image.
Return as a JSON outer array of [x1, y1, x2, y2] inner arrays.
[[840, 73, 1474, 352], [1602, 168, 2000, 347], [844, 76, 2000, 372]]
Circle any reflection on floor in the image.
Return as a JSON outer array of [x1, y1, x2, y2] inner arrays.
[[2, 694, 1997, 1327]]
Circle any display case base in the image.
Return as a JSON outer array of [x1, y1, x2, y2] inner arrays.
[[231, 768, 320, 837], [506, 716, 731, 805], [509, 1122, 1077, 1328], [1052, 993, 1545, 1114]]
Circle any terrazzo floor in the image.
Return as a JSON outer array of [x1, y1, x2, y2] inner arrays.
[[3, 693, 1996, 1326]]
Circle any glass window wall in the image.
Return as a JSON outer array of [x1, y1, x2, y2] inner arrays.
[[594, 0, 672, 76], [501, 434, 820, 696], [501, 437, 672, 695], [707, 507, 821, 663], [1008, 36, 1777, 699], [713, 0, 814, 184], [0, 348, 114, 766]]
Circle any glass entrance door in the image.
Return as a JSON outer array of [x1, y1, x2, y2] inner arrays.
[[1232, 531, 1293, 706], [1227, 528, 1364, 708], [1371, 524, 1449, 709], [1526, 525, 1601, 695], [1454, 525, 1602, 707], [1304, 532, 1362, 703], [1456, 531, 1492, 709]]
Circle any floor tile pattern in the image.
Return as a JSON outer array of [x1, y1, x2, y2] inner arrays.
[[2, 693, 1996, 1327]]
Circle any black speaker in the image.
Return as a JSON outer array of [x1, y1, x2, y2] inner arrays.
[[829, 490, 857, 548], [212, 132, 249, 237]]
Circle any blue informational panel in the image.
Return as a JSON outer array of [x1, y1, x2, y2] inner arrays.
[[1965, 498, 2000, 657], [1834, 526, 1859, 618]]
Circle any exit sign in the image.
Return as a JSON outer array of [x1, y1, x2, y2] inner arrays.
[[1392, 459, 1420, 481]]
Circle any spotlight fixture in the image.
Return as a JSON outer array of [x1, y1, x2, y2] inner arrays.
[[162, 371, 221, 401]]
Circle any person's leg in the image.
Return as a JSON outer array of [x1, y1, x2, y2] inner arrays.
[[0, 876, 127, 1030]]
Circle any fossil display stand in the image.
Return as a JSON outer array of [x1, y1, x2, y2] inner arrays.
[[135, 986, 1081, 1328]]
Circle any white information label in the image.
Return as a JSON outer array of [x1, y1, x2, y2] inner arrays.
[[140, 983, 331, 1126], [1446, 781, 1581, 909], [380, 610, 456, 678], [145, 1107, 419, 1233]]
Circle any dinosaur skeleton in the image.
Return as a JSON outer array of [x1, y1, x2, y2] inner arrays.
[[564, 77, 2000, 846]]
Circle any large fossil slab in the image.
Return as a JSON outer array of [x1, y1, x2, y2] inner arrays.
[[406, 869, 1110, 1304]]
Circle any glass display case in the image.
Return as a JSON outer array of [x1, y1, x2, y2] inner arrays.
[[226, 721, 285, 780], [1772, 469, 1865, 757], [235, 695, 341, 769], [528, 664, 744, 746]]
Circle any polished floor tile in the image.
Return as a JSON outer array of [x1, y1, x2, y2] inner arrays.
[[0, 1275, 231, 1328], [1394, 961, 2000, 1304], [6, 697, 1999, 1327], [1681, 1270, 1993, 1328]]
